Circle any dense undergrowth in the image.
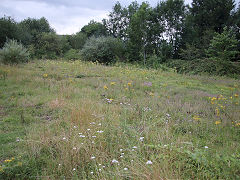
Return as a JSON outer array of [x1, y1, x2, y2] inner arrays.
[[0, 60, 240, 179]]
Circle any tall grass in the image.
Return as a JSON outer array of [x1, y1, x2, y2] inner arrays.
[[0, 60, 239, 179]]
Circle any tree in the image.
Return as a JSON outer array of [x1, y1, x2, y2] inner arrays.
[[81, 20, 107, 38], [207, 27, 238, 61], [103, 1, 139, 41], [191, 0, 235, 39], [155, 0, 186, 58], [68, 32, 87, 50], [127, 2, 151, 62], [19, 17, 54, 45], [34, 33, 69, 59], [0, 16, 19, 48]]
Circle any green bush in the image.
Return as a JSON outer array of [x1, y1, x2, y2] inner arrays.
[[166, 58, 240, 77], [0, 39, 29, 64], [64, 49, 81, 60], [80, 36, 125, 64]]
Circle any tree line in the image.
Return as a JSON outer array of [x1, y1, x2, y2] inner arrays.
[[0, 0, 240, 76]]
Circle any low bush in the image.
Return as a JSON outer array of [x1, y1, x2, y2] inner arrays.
[[166, 58, 240, 77], [0, 39, 29, 64], [64, 49, 81, 60], [80, 36, 125, 64]]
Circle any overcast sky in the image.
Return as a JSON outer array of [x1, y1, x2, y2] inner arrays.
[[0, 0, 239, 35]]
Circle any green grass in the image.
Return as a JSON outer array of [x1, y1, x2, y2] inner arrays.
[[0, 60, 240, 179]]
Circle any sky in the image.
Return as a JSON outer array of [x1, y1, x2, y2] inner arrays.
[[0, 0, 239, 35]]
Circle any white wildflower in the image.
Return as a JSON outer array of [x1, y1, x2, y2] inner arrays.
[[111, 159, 119, 164], [146, 160, 153, 165], [91, 156, 95, 160]]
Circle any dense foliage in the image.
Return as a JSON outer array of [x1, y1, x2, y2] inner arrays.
[[0, 0, 239, 76], [0, 39, 29, 64], [81, 36, 125, 64]]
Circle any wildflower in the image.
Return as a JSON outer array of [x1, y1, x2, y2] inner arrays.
[[139, 137, 144, 141], [234, 94, 239, 98], [98, 123, 102, 126], [17, 162, 22, 166], [193, 115, 200, 121], [92, 136, 96, 138], [166, 113, 171, 118], [120, 149, 123, 152], [111, 159, 119, 164], [143, 82, 152, 87], [16, 137, 20, 142], [4, 159, 12, 163], [90, 171, 94, 174], [73, 147, 77, 150], [99, 168, 102, 171], [215, 108, 220, 116], [215, 121, 221, 125], [73, 168, 76, 171], [43, 73, 48, 78], [204, 146, 208, 149], [91, 156, 95, 160], [132, 146, 137, 149], [62, 137, 66, 140], [103, 85, 108, 90], [149, 92, 154, 96], [79, 135, 85, 138], [110, 82, 116, 85], [97, 130, 104, 133], [124, 168, 128, 170], [127, 82, 132, 86], [87, 129, 90, 131], [73, 126, 77, 129], [146, 160, 153, 165], [235, 123, 240, 126]]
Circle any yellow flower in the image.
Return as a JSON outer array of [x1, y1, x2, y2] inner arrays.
[[43, 73, 48, 78], [235, 123, 240, 126], [215, 108, 220, 116], [103, 85, 108, 90], [235, 94, 239, 98], [110, 82, 116, 85], [149, 92, 154, 96], [127, 82, 132, 86], [4, 159, 12, 163], [17, 162, 23, 166], [193, 115, 200, 121], [215, 121, 221, 125]]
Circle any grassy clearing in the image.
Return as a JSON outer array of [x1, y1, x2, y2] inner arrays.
[[0, 60, 240, 179]]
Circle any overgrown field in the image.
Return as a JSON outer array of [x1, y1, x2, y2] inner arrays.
[[0, 60, 240, 179]]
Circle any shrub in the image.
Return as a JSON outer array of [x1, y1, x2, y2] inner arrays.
[[166, 58, 240, 77], [64, 49, 81, 60], [0, 39, 29, 64], [80, 36, 125, 64]]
